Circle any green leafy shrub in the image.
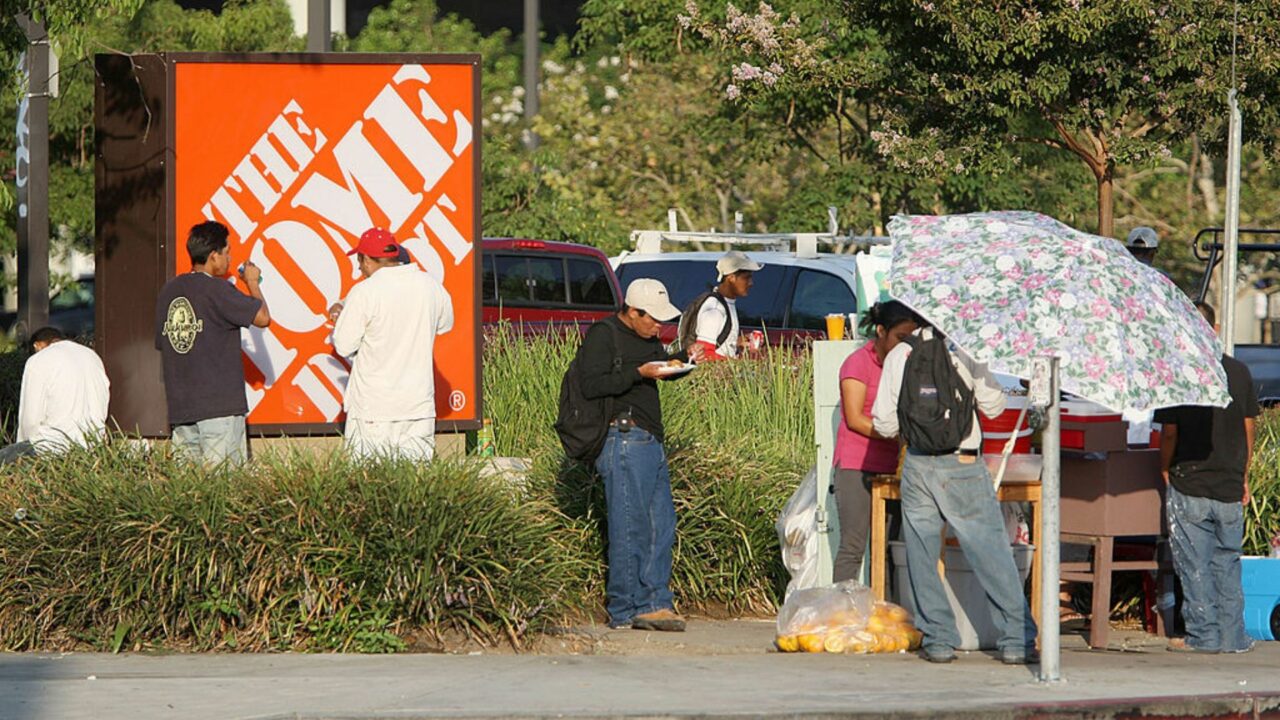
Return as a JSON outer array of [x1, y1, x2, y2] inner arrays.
[[1245, 409, 1280, 556], [0, 445, 594, 651]]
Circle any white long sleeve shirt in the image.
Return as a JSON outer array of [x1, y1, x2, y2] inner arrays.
[[872, 328, 1005, 452], [333, 264, 454, 422], [17, 340, 110, 451]]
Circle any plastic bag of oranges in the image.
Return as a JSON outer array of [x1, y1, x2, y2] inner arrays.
[[775, 581, 921, 655]]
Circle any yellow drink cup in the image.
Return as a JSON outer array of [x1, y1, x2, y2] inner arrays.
[[825, 313, 845, 340]]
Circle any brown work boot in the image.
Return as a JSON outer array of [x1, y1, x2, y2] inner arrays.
[[632, 608, 686, 632]]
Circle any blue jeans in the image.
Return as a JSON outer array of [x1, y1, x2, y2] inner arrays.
[[594, 426, 676, 626], [1166, 485, 1251, 651], [172, 415, 248, 466], [899, 451, 1037, 654]]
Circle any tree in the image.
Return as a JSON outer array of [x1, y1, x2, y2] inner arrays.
[[666, 1, 1092, 234], [844, 0, 1280, 238], [0, 0, 302, 291]]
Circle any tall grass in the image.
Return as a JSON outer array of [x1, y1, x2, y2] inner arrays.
[[0, 327, 812, 651], [483, 323, 811, 615], [0, 444, 595, 651], [1245, 409, 1280, 556], [1, 325, 1276, 651]]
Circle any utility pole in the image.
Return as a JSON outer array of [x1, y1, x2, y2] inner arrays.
[[307, 0, 331, 52], [15, 13, 50, 339], [523, 0, 540, 149]]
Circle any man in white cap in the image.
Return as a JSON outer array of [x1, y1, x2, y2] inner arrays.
[[677, 250, 763, 361], [579, 279, 705, 632], [1123, 226, 1166, 444], [1127, 226, 1159, 267]]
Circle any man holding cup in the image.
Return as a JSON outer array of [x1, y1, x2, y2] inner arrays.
[[155, 221, 271, 465]]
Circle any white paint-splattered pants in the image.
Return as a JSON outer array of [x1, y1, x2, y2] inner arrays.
[[1167, 485, 1252, 652]]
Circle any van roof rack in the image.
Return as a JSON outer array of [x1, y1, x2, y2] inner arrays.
[[629, 207, 890, 258]]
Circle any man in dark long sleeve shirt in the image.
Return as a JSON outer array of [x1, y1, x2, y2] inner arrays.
[[580, 279, 704, 632]]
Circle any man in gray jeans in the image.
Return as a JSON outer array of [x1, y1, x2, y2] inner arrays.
[[872, 325, 1038, 664]]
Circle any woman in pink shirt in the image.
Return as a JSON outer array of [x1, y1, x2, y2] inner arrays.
[[832, 301, 919, 582]]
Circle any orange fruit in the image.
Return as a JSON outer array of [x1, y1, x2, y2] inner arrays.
[[775, 634, 799, 653], [823, 633, 847, 653], [798, 633, 825, 653], [880, 603, 910, 623], [907, 629, 924, 651]]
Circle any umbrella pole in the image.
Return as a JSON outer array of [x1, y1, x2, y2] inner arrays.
[[1038, 357, 1062, 682]]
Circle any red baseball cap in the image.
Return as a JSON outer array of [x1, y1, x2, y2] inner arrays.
[[348, 227, 401, 258]]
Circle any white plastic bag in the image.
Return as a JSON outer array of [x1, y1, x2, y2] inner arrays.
[[776, 580, 876, 636], [1002, 502, 1031, 545], [776, 467, 820, 601], [774, 581, 919, 654]]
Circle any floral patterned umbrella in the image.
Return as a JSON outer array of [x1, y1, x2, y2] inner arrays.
[[886, 211, 1229, 413]]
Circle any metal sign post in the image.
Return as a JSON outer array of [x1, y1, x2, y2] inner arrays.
[[1222, 89, 1243, 355], [1032, 356, 1063, 682], [306, 0, 331, 52], [523, 0, 540, 149], [15, 14, 50, 339]]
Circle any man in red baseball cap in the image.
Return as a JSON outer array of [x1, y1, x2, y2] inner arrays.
[[330, 227, 454, 461]]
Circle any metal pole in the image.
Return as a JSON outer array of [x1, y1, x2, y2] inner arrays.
[[522, 0, 540, 149], [1038, 357, 1062, 682], [306, 0, 331, 52], [1222, 90, 1242, 355], [15, 14, 50, 338]]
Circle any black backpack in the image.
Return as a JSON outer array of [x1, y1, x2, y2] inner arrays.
[[675, 291, 732, 351], [554, 321, 623, 463], [896, 332, 976, 455]]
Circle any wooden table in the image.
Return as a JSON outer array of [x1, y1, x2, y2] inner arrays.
[[869, 474, 1042, 629]]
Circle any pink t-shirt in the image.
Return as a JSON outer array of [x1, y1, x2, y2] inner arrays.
[[833, 341, 900, 473]]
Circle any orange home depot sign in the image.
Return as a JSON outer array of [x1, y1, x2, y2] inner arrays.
[[172, 56, 481, 431]]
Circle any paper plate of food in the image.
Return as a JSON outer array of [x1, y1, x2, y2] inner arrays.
[[647, 359, 697, 377]]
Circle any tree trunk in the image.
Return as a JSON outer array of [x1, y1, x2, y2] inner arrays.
[[1096, 174, 1114, 238]]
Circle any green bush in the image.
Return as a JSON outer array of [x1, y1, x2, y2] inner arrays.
[[1245, 409, 1280, 556], [482, 323, 810, 617], [0, 445, 595, 652], [1, 325, 1277, 651], [0, 328, 811, 651]]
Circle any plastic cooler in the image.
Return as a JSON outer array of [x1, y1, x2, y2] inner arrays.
[[1241, 557, 1280, 641], [1061, 400, 1123, 423], [890, 541, 1034, 650], [979, 394, 1031, 455]]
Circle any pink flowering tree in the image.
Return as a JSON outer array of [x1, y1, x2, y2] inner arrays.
[[681, 0, 1280, 238], [846, 0, 1280, 238]]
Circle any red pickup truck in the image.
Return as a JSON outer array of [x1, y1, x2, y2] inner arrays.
[[481, 238, 622, 332]]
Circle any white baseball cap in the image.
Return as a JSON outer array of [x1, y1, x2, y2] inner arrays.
[[1126, 226, 1159, 250], [624, 278, 681, 321], [716, 250, 764, 281]]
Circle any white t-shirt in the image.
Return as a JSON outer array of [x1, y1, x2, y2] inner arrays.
[[871, 328, 1006, 452], [694, 295, 740, 358], [17, 340, 110, 452], [333, 264, 455, 422]]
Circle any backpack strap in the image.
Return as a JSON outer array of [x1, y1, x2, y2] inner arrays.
[[712, 292, 733, 349], [605, 320, 622, 421]]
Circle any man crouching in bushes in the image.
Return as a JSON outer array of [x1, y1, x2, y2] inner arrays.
[[580, 279, 704, 631], [0, 326, 109, 464]]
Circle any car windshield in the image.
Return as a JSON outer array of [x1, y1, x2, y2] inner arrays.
[[51, 279, 94, 311]]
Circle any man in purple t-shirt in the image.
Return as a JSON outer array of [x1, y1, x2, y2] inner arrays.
[[155, 221, 271, 465]]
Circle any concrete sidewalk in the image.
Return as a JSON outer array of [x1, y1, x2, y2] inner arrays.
[[2, 621, 1278, 720]]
